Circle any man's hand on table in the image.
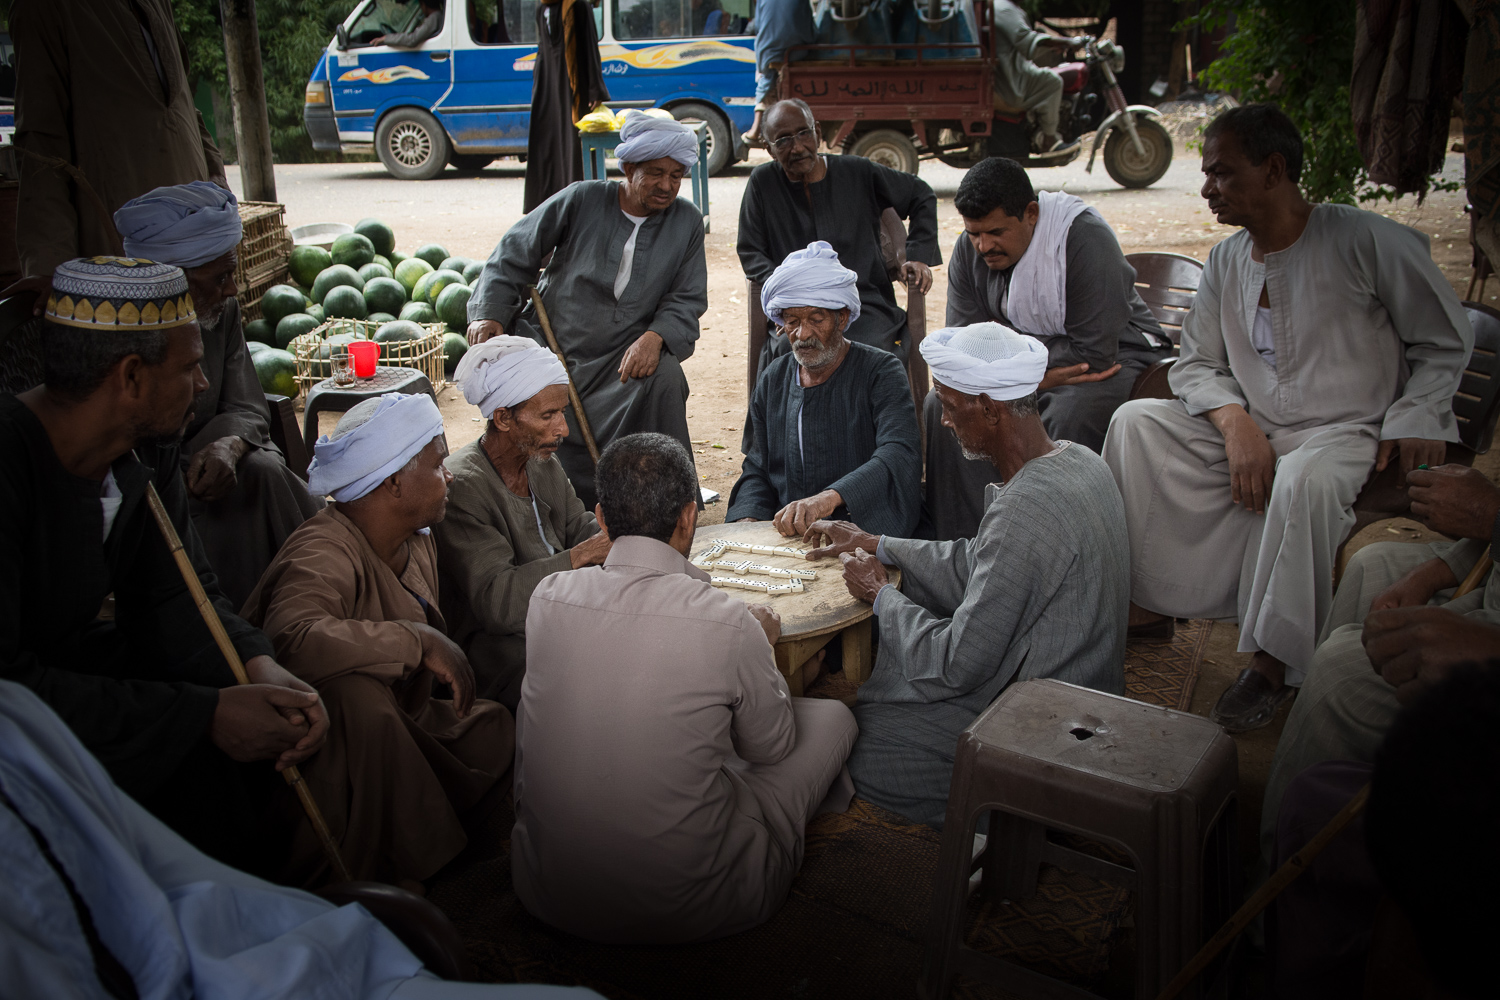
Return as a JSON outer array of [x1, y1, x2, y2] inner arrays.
[[569, 530, 613, 569], [1378, 438, 1448, 488], [773, 490, 842, 537], [900, 261, 934, 295], [619, 330, 665, 382], [213, 656, 328, 771], [186, 436, 249, 502], [414, 623, 477, 718], [801, 519, 880, 560], [1039, 362, 1122, 392], [839, 548, 889, 604], [467, 319, 503, 345], [1209, 404, 1276, 514], [748, 604, 782, 645], [1363, 606, 1500, 703], [1406, 464, 1500, 540], [1371, 557, 1459, 612]]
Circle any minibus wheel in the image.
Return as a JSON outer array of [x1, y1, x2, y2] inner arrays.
[[377, 108, 451, 181]]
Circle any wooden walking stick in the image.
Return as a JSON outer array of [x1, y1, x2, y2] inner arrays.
[[529, 286, 601, 465], [1158, 551, 1493, 999], [142, 482, 353, 884]]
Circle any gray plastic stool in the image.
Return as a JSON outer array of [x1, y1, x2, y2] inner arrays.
[[302, 366, 434, 457], [921, 679, 1239, 1000]]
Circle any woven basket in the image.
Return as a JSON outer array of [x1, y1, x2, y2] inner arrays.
[[236, 201, 293, 321], [288, 317, 447, 400]]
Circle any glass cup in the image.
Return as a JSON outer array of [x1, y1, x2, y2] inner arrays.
[[331, 351, 355, 386]]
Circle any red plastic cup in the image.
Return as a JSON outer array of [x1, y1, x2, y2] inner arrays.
[[348, 340, 380, 378]]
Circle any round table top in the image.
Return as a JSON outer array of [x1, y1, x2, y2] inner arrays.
[[689, 520, 897, 641]]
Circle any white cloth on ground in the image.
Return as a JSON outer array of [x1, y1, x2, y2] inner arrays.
[[455, 335, 569, 416], [113, 180, 243, 268], [0, 678, 600, 1000], [759, 240, 863, 326], [919, 322, 1048, 400], [307, 392, 446, 502], [614, 211, 649, 299], [1006, 190, 1099, 338], [614, 110, 699, 168]]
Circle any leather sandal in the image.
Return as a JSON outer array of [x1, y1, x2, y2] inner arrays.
[[1210, 668, 1294, 733]]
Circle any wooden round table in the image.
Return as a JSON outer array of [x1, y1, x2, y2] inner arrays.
[[689, 521, 898, 696]]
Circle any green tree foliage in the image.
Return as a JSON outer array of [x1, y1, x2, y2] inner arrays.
[[172, 0, 359, 163]]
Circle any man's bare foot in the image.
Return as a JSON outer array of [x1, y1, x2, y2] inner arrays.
[[1247, 650, 1286, 688], [800, 647, 827, 689]]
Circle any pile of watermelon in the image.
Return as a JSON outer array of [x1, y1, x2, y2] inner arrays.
[[245, 218, 480, 395]]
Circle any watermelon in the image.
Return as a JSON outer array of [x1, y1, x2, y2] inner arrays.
[[394, 257, 433, 295], [330, 232, 376, 269], [399, 300, 437, 324], [374, 319, 426, 343], [441, 332, 469, 376], [253, 348, 298, 397], [387, 250, 409, 268], [362, 275, 407, 316], [275, 312, 321, 349], [413, 243, 449, 269], [358, 261, 393, 284], [245, 340, 274, 356], [439, 255, 471, 274], [245, 318, 275, 345], [289, 245, 332, 288], [426, 268, 465, 304], [411, 270, 439, 305], [311, 333, 358, 378], [322, 284, 368, 320], [372, 254, 392, 272], [259, 284, 307, 329], [305, 303, 325, 324], [312, 264, 364, 303], [367, 311, 397, 325], [462, 260, 484, 284], [435, 281, 473, 330], [353, 218, 396, 257]]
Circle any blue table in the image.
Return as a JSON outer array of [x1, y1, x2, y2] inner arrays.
[[579, 120, 711, 233]]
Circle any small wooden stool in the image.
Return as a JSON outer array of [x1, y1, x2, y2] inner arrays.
[[302, 365, 435, 456], [921, 679, 1239, 1000]]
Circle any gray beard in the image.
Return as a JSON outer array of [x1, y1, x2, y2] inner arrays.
[[959, 444, 992, 462], [792, 339, 840, 370]]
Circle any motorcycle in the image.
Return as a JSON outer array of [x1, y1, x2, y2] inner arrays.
[[934, 36, 1174, 189]]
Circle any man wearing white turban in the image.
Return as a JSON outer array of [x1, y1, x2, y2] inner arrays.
[[801, 323, 1129, 827], [728, 243, 922, 648], [433, 337, 612, 709], [243, 394, 515, 889], [468, 110, 708, 508], [114, 182, 323, 607]]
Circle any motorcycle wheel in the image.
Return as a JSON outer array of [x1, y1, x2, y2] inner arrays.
[[1102, 117, 1173, 189]]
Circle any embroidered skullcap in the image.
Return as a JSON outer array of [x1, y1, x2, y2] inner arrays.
[[45, 257, 196, 331], [614, 110, 699, 168], [114, 181, 243, 269], [920, 322, 1048, 401], [454, 335, 569, 417], [306, 392, 446, 502], [760, 240, 862, 327]]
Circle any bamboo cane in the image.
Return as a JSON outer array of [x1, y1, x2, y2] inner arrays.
[[528, 286, 601, 465], [1455, 554, 1492, 598], [143, 482, 352, 884], [1156, 783, 1371, 1000]]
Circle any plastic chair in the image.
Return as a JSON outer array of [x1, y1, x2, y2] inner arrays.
[[1124, 251, 1202, 402], [921, 679, 1239, 1000], [302, 366, 435, 459], [746, 208, 928, 416], [265, 394, 310, 481], [317, 881, 475, 981]]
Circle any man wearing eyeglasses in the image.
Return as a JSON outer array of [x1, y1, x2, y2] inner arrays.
[[737, 100, 941, 388]]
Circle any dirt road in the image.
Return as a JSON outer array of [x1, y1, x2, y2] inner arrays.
[[227, 141, 1479, 525]]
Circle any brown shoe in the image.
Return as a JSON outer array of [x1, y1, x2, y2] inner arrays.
[[1127, 617, 1176, 641], [1210, 668, 1294, 733]]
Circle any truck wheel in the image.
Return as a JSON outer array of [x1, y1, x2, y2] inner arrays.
[[848, 129, 920, 174], [1103, 118, 1173, 189], [670, 102, 733, 175], [376, 108, 450, 181], [448, 152, 495, 174]]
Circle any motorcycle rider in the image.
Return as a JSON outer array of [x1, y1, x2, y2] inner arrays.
[[992, 1, 1087, 155]]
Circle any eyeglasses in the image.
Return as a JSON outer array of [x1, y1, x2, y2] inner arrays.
[[769, 127, 818, 153]]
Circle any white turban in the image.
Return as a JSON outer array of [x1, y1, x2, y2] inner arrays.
[[454, 335, 569, 416], [614, 110, 699, 168], [760, 240, 862, 327], [919, 323, 1048, 401], [113, 181, 242, 269], [306, 393, 446, 502]]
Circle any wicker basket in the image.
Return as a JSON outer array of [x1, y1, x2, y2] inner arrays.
[[236, 201, 293, 321], [288, 317, 447, 400]]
